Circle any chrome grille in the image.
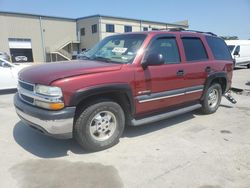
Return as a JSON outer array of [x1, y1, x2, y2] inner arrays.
[[17, 79, 63, 106], [18, 80, 35, 105], [20, 94, 34, 104], [18, 80, 34, 92]]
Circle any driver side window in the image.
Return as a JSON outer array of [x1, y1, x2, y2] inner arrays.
[[148, 38, 180, 64]]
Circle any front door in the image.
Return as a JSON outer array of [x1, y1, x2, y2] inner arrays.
[[134, 36, 187, 116]]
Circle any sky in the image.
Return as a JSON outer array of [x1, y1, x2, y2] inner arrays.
[[0, 0, 249, 39]]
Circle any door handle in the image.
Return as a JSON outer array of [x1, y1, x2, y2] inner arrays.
[[205, 66, 211, 73], [176, 70, 184, 76]]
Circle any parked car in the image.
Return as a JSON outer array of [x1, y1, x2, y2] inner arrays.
[[0, 58, 31, 90], [14, 30, 233, 151], [0, 51, 10, 61], [15, 56, 28, 62], [225, 40, 250, 68], [76, 49, 90, 60]]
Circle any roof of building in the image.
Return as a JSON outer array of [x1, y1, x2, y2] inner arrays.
[[0, 11, 188, 27], [77, 14, 189, 27], [0, 11, 75, 21]]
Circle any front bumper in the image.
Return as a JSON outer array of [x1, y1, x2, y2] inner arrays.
[[14, 93, 76, 139]]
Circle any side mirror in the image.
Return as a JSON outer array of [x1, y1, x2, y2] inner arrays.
[[142, 53, 164, 69]]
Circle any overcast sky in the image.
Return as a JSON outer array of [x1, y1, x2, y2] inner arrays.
[[0, 0, 249, 39]]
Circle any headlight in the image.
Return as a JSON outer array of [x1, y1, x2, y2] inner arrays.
[[34, 85, 64, 110], [35, 84, 63, 96]]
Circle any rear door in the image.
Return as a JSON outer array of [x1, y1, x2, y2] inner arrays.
[[179, 36, 212, 102]]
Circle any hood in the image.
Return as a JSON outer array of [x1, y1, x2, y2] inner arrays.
[[19, 60, 122, 85]]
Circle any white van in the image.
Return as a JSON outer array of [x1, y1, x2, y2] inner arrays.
[[225, 40, 250, 68]]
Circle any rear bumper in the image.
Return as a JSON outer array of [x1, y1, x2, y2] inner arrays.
[[14, 93, 76, 139]]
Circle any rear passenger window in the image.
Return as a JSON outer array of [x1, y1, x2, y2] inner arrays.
[[206, 36, 232, 60], [182, 37, 208, 62], [148, 38, 180, 64]]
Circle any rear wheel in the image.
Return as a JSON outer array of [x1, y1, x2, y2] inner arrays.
[[201, 83, 222, 114], [74, 101, 125, 151]]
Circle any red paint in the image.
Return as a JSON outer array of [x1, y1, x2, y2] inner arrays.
[[19, 31, 233, 116]]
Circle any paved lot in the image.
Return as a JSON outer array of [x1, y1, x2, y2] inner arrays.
[[0, 68, 250, 188]]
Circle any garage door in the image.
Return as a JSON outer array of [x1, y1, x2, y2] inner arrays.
[[9, 38, 34, 63]]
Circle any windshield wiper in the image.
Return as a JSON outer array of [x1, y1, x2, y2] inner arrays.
[[92, 56, 113, 63], [78, 54, 91, 60]]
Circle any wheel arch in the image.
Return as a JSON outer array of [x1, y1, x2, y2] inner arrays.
[[69, 84, 135, 121], [201, 72, 228, 100]]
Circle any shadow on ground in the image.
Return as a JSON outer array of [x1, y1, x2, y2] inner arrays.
[[13, 112, 195, 158]]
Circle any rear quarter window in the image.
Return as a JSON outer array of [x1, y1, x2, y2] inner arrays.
[[206, 36, 232, 60], [182, 37, 208, 62]]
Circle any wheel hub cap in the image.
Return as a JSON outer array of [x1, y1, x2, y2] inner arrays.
[[89, 111, 117, 141], [208, 89, 218, 108]]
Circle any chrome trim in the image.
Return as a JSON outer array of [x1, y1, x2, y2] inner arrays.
[[18, 86, 63, 103], [17, 79, 63, 105], [139, 93, 184, 103], [18, 79, 35, 88], [16, 108, 73, 136], [185, 89, 203, 94], [137, 85, 204, 103]]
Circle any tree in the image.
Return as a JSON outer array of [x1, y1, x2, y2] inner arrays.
[[220, 36, 239, 40]]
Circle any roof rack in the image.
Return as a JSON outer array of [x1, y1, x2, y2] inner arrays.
[[168, 28, 217, 36]]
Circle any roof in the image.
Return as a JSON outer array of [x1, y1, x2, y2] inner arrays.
[[0, 11, 188, 27], [77, 14, 189, 27], [0, 11, 75, 21]]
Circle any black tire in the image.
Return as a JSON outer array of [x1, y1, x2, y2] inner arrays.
[[200, 83, 222, 114], [74, 101, 125, 151], [247, 63, 250, 69]]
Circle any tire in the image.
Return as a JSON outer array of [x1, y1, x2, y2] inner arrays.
[[200, 83, 222, 114], [247, 63, 250, 69], [74, 101, 125, 151]]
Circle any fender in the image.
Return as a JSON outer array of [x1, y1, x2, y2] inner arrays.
[[69, 83, 135, 115], [201, 72, 228, 100]]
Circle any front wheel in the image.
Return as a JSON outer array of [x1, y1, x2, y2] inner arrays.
[[200, 83, 222, 114], [74, 101, 125, 151]]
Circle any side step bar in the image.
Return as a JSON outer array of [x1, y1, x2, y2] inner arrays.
[[131, 103, 202, 126]]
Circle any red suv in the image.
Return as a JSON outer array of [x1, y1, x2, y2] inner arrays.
[[14, 30, 233, 151]]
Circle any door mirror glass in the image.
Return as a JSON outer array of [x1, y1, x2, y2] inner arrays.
[[142, 53, 164, 69]]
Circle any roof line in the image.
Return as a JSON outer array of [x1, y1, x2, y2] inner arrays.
[[0, 11, 75, 21], [77, 14, 188, 27], [0, 11, 188, 27]]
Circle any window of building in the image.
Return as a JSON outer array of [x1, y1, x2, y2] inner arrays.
[[106, 24, 115, 33], [124, 25, 132, 33], [146, 38, 180, 64], [143, 27, 148, 31], [80, 28, 85, 36], [92, 24, 97, 33], [182, 37, 208, 62], [206, 36, 232, 60]]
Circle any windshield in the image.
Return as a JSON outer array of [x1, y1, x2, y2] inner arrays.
[[228, 45, 235, 53], [82, 34, 146, 64]]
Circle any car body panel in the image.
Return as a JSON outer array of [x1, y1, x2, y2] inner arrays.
[[0, 58, 31, 90]]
